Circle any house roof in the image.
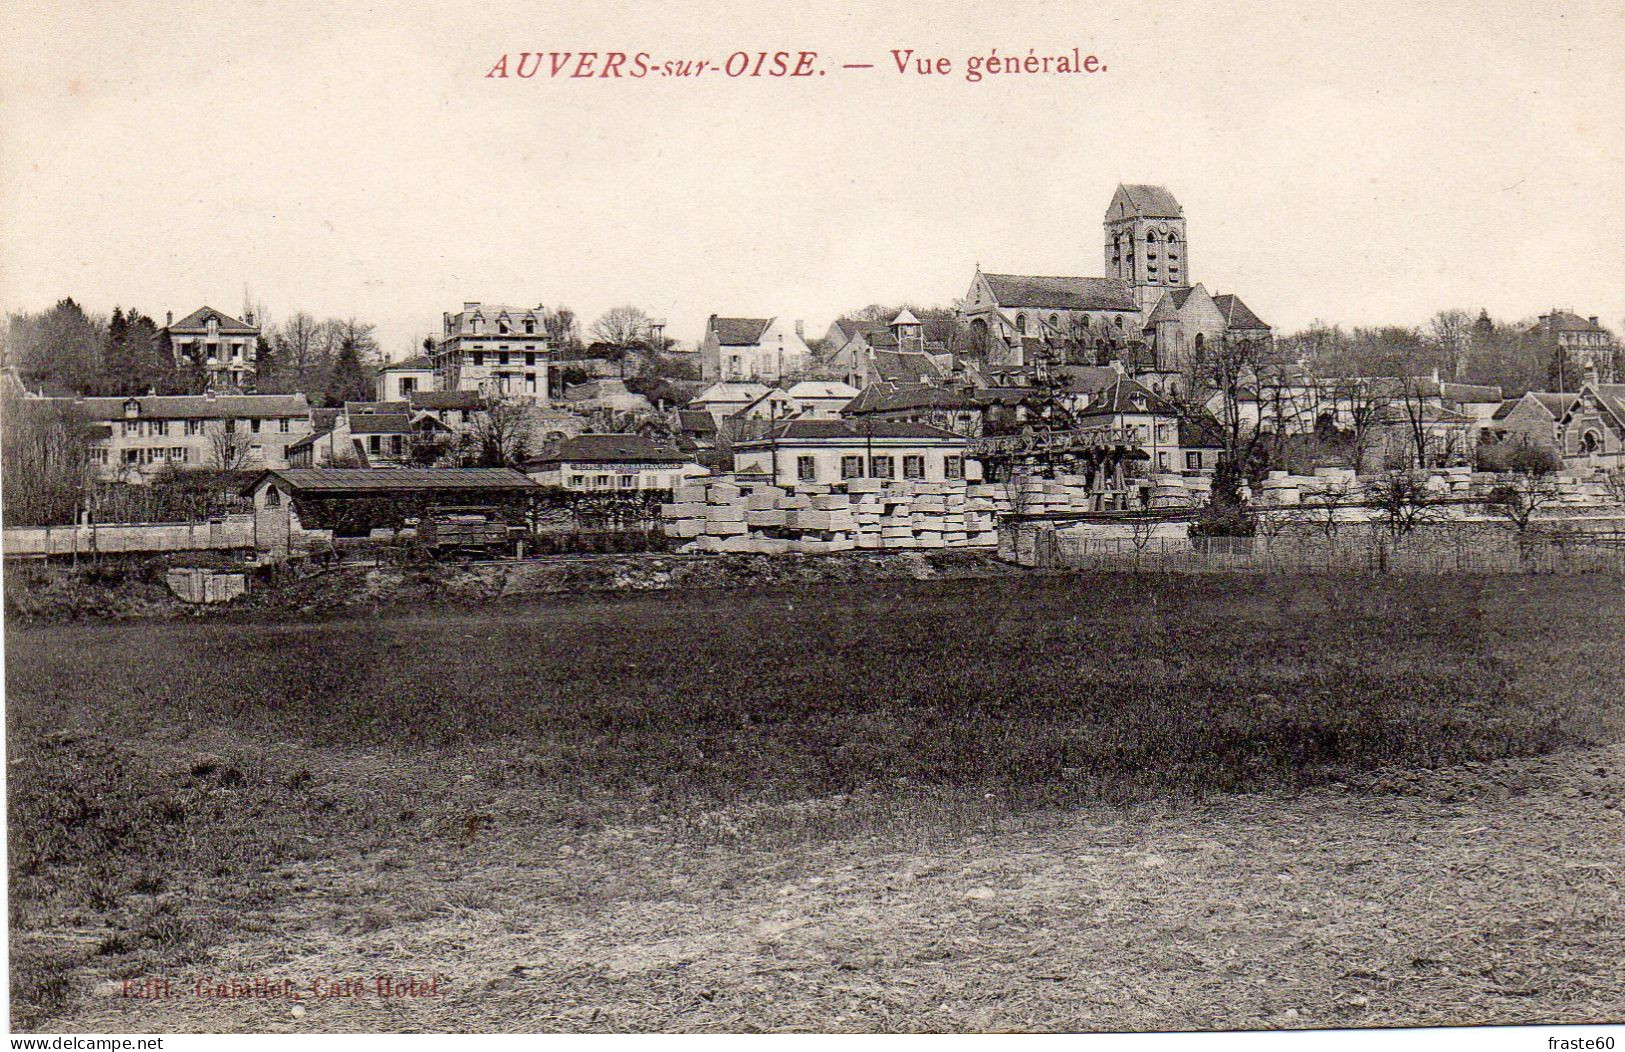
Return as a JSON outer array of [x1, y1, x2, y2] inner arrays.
[[1178, 414, 1228, 449], [676, 409, 719, 435], [786, 380, 861, 400], [1536, 311, 1611, 334], [982, 274, 1138, 312], [872, 349, 946, 383], [891, 308, 920, 326], [44, 393, 308, 420], [165, 306, 258, 334], [1438, 381, 1504, 404], [842, 382, 982, 415], [1490, 398, 1522, 421], [443, 304, 548, 338], [1212, 293, 1270, 332], [244, 468, 541, 496], [1113, 184, 1184, 218], [709, 316, 773, 346], [1585, 384, 1625, 428], [741, 419, 965, 443], [529, 433, 694, 464], [689, 382, 771, 404], [347, 413, 415, 434], [1051, 365, 1125, 393], [829, 318, 888, 343], [1075, 377, 1180, 417], [1530, 392, 1581, 417], [409, 390, 484, 411], [345, 401, 409, 415], [310, 407, 341, 431], [382, 354, 433, 371]]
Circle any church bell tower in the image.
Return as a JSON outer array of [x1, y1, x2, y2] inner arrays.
[[1104, 184, 1189, 316]]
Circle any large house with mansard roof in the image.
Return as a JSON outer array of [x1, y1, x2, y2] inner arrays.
[[958, 184, 1271, 397]]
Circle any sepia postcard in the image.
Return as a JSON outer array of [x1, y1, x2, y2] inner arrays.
[[1, 0, 1622, 1044]]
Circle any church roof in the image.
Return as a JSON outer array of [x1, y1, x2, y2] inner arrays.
[[1213, 294, 1270, 332], [890, 308, 920, 326], [982, 274, 1137, 311], [1113, 184, 1184, 218]]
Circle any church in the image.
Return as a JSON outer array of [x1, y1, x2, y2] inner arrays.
[[958, 184, 1271, 395]]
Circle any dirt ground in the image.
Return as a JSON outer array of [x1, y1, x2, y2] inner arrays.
[[40, 739, 1625, 1033]]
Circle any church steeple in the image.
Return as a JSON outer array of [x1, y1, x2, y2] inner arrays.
[[1104, 184, 1189, 315]]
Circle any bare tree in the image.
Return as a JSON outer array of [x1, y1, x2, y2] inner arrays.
[[463, 399, 532, 468], [1429, 309, 1474, 380], [0, 392, 97, 526], [1186, 332, 1272, 506], [207, 426, 254, 471], [1364, 472, 1447, 540], [1481, 444, 1563, 532], [590, 306, 653, 350]]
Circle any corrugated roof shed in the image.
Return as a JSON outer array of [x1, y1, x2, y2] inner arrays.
[[244, 468, 541, 495]]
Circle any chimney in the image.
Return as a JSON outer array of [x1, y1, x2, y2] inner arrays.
[[463, 302, 480, 311], [165, 310, 173, 327], [1584, 359, 1599, 388], [1590, 316, 1599, 325], [244, 308, 255, 326]]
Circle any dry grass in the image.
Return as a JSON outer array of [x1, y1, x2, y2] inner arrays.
[[7, 572, 1625, 1031]]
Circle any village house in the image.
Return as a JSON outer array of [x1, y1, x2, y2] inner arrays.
[[42, 391, 311, 481], [1552, 381, 1625, 468], [686, 382, 773, 422], [840, 382, 986, 437], [524, 434, 705, 491], [817, 312, 954, 388], [1531, 310, 1619, 386], [1072, 376, 1185, 475], [700, 316, 812, 382], [730, 387, 802, 422], [377, 354, 436, 401], [732, 419, 973, 488], [287, 402, 452, 468], [408, 389, 486, 430], [160, 306, 261, 390], [784, 380, 860, 418], [432, 302, 552, 400]]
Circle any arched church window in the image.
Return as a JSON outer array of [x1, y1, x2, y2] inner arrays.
[[1115, 316, 1124, 329], [1015, 313, 1027, 335], [1049, 314, 1059, 329]]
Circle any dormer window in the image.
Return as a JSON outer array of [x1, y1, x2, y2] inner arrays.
[[524, 320, 536, 335]]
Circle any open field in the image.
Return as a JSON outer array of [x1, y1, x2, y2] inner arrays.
[[8, 573, 1625, 1031]]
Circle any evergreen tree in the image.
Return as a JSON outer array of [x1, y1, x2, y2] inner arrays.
[[323, 336, 373, 405]]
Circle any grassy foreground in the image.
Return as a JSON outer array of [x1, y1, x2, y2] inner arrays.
[[8, 573, 1625, 1029]]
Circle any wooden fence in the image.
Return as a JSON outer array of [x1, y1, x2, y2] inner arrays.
[[1031, 530, 1625, 575]]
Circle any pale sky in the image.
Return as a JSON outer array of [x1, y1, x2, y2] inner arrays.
[[3, 0, 1622, 362]]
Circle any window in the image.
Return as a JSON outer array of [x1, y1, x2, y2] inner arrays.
[[945, 455, 964, 479], [251, 418, 261, 432], [619, 475, 636, 489], [151, 420, 167, 437], [400, 377, 417, 394], [1185, 451, 1201, 470], [124, 420, 141, 437], [869, 455, 894, 479], [123, 449, 140, 464], [1157, 451, 1169, 471], [596, 474, 611, 489], [279, 418, 291, 433], [499, 322, 510, 335], [473, 351, 485, 366], [797, 455, 816, 481], [840, 455, 863, 479], [186, 420, 204, 436], [903, 455, 925, 479], [224, 419, 236, 434], [1015, 313, 1027, 336], [570, 475, 586, 488], [525, 352, 535, 366], [524, 320, 536, 335], [172, 447, 188, 462], [265, 486, 281, 507], [499, 352, 510, 365]]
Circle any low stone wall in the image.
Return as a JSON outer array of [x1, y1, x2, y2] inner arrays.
[[659, 476, 1013, 554], [2, 515, 257, 558]]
